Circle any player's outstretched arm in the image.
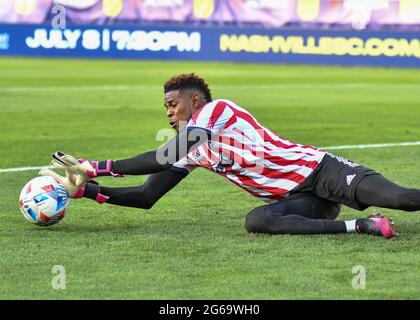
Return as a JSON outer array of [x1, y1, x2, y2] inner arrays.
[[40, 167, 187, 208], [94, 169, 188, 209], [52, 127, 209, 186], [112, 127, 208, 175]]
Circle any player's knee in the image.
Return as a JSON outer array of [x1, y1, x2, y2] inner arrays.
[[245, 206, 268, 233], [324, 203, 341, 219]]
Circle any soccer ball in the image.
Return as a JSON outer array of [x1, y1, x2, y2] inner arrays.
[[19, 176, 70, 226]]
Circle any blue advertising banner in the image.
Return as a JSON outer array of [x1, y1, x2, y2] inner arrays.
[[0, 24, 419, 67]]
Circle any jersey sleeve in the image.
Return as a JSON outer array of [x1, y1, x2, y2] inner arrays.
[[187, 100, 235, 136], [170, 155, 197, 175]]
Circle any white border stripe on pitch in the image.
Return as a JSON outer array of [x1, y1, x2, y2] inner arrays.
[[323, 141, 420, 150], [0, 166, 52, 173], [1, 141, 420, 173]]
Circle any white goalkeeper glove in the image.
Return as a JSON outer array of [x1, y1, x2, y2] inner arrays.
[[39, 167, 85, 198], [50, 151, 122, 187], [39, 167, 110, 204]]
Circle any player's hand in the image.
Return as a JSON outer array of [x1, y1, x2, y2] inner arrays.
[[51, 151, 96, 187], [51, 151, 123, 187], [39, 167, 84, 198]]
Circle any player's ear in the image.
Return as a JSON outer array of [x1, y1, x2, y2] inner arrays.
[[192, 93, 200, 109]]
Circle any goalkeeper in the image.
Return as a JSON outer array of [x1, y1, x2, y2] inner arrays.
[[40, 73, 420, 239]]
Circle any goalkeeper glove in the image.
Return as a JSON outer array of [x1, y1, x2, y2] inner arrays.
[[51, 151, 122, 187], [39, 167, 85, 198], [39, 168, 109, 204]]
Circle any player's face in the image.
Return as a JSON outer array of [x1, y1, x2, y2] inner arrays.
[[164, 90, 199, 133]]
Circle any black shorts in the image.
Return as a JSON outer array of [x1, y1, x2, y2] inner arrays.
[[291, 153, 380, 211]]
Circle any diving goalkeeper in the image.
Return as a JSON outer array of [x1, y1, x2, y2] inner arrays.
[[40, 73, 420, 239]]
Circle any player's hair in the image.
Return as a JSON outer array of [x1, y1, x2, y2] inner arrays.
[[164, 73, 212, 103]]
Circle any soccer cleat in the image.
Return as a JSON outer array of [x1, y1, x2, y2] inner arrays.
[[356, 214, 398, 239], [39, 168, 85, 198], [51, 151, 122, 187]]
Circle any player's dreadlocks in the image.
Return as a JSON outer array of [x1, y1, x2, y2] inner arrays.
[[164, 73, 212, 103]]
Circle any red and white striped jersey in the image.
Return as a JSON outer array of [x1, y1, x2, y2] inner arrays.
[[173, 99, 326, 203]]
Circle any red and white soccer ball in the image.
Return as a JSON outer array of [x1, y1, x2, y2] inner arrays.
[[19, 176, 70, 226]]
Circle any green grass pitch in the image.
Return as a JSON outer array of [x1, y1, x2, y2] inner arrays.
[[0, 57, 419, 299]]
